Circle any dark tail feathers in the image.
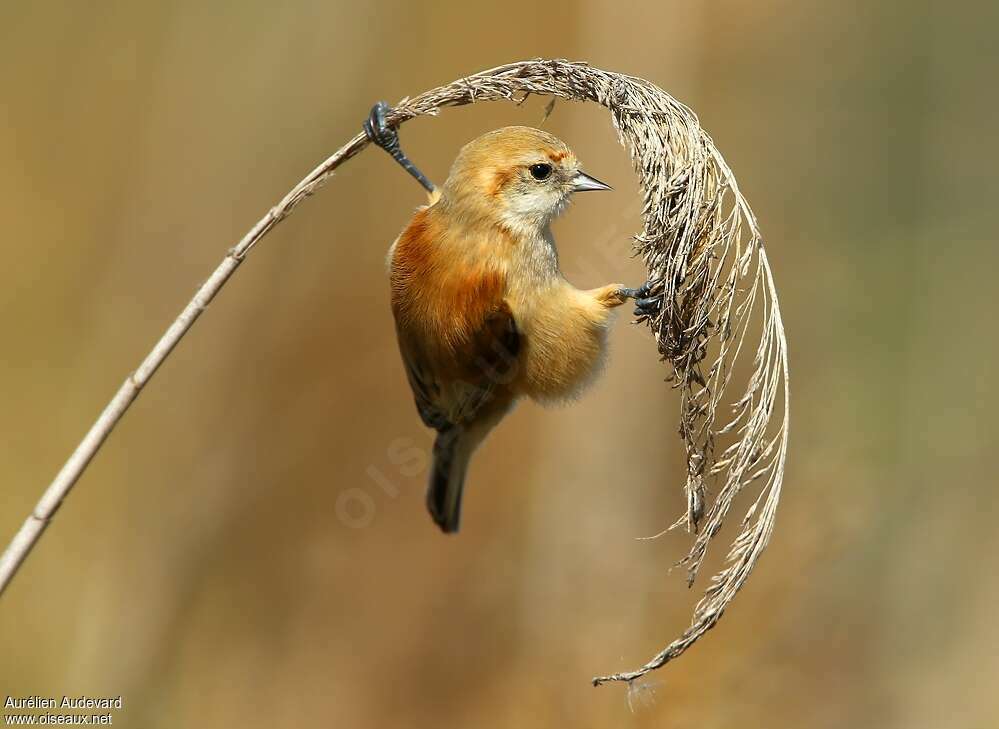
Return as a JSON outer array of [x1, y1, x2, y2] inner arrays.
[[426, 427, 473, 533]]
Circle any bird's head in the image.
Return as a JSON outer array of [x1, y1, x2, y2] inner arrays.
[[440, 126, 610, 235]]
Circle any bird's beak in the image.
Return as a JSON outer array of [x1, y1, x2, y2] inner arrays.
[[571, 171, 612, 192]]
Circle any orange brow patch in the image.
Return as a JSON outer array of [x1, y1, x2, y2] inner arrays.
[[547, 151, 566, 162]]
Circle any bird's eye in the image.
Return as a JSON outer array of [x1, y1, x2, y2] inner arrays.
[[529, 163, 553, 181]]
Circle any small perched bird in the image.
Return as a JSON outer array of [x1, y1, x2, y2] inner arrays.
[[364, 103, 653, 533]]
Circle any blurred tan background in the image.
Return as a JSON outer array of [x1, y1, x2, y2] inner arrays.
[[2, 1, 997, 727]]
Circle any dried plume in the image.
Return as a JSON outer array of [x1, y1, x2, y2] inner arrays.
[[0, 60, 789, 689], [384, 60, 790, 686]]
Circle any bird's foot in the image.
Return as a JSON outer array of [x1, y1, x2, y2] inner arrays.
[[363, 101, 435, 194], [363, 101, 402, 157], [594, 283, 634, 307], [615, 283, 647, 300], [624, 281, 662, 320]]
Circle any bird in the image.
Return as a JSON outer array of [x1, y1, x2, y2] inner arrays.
[[364, 102, 655, 533]]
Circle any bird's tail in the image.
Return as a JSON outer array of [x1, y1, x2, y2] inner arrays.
[[427, 426, 474, 534]]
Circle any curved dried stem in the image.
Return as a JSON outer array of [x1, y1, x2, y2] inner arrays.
[[0, 60, 789, 691], [380, 59, 790, 687]]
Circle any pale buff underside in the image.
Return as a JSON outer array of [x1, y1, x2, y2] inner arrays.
[[404, 216, 615, 405], [504, 237, 615, 404]]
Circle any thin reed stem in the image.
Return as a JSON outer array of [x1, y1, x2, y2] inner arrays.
[[0, 60, 789, 690]]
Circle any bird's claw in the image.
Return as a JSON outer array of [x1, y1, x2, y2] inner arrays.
[[627, 281, 661, 320], [363, 101, 402, 156], [633, 296, 661, 319], [616, 283, 646, 300], [363, 101, 436, 194]]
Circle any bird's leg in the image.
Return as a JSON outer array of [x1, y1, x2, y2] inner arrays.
[[592, 281, 656, 310], [615, 282, 648, 300], [363, 101, 436, 194]]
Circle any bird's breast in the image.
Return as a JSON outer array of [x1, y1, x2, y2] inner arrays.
[[389, 209, 510, 357]]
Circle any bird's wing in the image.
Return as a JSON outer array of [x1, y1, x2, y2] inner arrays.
[[390, 205, 521, 430], [399, 300, 520, 431]]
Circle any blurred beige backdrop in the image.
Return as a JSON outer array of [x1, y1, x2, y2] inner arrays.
[[2, 1, 997, 727]]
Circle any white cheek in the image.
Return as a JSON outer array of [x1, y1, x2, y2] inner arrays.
[[504, 188, 564, 222]]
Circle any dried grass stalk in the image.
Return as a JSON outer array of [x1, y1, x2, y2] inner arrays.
[[0, 60, 788, 689]]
